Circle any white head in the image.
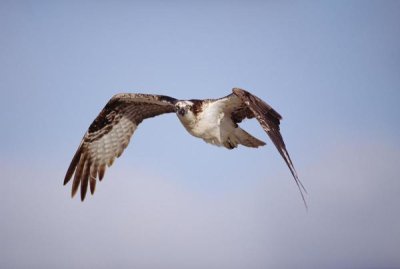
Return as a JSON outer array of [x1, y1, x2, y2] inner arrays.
[[175, 101, 192, 116], [175, 100, 196, 122]]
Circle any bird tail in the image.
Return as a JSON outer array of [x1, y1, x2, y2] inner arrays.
[[234, 128, 266, 148]]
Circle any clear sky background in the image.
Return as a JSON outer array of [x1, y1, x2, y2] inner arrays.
[[1, 1, 400, 268]]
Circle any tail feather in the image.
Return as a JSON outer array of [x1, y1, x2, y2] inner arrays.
[[234, 128, 266, 148]]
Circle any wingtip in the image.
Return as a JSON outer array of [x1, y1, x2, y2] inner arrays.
[[80, 184, 87, 201], [288, 165, 308, 209], [90, 177, 96, 195], [71, 189, 77, 199], [63, 170, 74, 186], [267, 132, 308, 209], [69, 180, 89, 202], [291, 167, 308, 195], [298, 183, 309, 210]]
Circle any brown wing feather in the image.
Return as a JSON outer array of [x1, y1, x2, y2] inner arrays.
[[232, 88, 308, 208], [64, 93, 177, 201]]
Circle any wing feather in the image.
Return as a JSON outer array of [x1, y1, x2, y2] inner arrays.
[[64, 93, 177, 201], [89, 176, 96, 195], [232, 88, 308, 208]]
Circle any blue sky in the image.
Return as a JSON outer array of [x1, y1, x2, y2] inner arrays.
[[1, 1, 400, 268]]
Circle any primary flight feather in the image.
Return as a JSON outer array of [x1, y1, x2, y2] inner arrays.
[[64, 88, 307, 206]]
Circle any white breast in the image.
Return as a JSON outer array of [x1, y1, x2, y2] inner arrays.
[[179, 100, 236, 146]]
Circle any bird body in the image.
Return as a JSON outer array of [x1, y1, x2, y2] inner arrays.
[[64, 88, 307, 207], [176, 99, 265, 149]]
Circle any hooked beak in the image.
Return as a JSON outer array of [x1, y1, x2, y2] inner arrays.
[[178, 108, 186, 116]]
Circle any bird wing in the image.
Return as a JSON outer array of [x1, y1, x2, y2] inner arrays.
[[64, 93, 177, 201], [227, 88, 307, 207]]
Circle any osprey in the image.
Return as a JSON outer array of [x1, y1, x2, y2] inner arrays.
[[64, 88, 307, 206]]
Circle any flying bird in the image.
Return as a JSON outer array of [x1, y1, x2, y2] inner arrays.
[[64, 88, 307, 206]]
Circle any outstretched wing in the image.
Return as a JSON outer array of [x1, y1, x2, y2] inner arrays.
[[64, 93, 177, 201], [230, 88, 307, 208]]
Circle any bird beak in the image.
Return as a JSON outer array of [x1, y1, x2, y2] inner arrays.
[[178, 108, 186, 116]]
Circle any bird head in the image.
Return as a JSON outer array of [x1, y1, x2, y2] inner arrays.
[[175, 101, 193, 117]]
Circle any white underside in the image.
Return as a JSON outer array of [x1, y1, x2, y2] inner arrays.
[[177, 99, 265, 149]]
